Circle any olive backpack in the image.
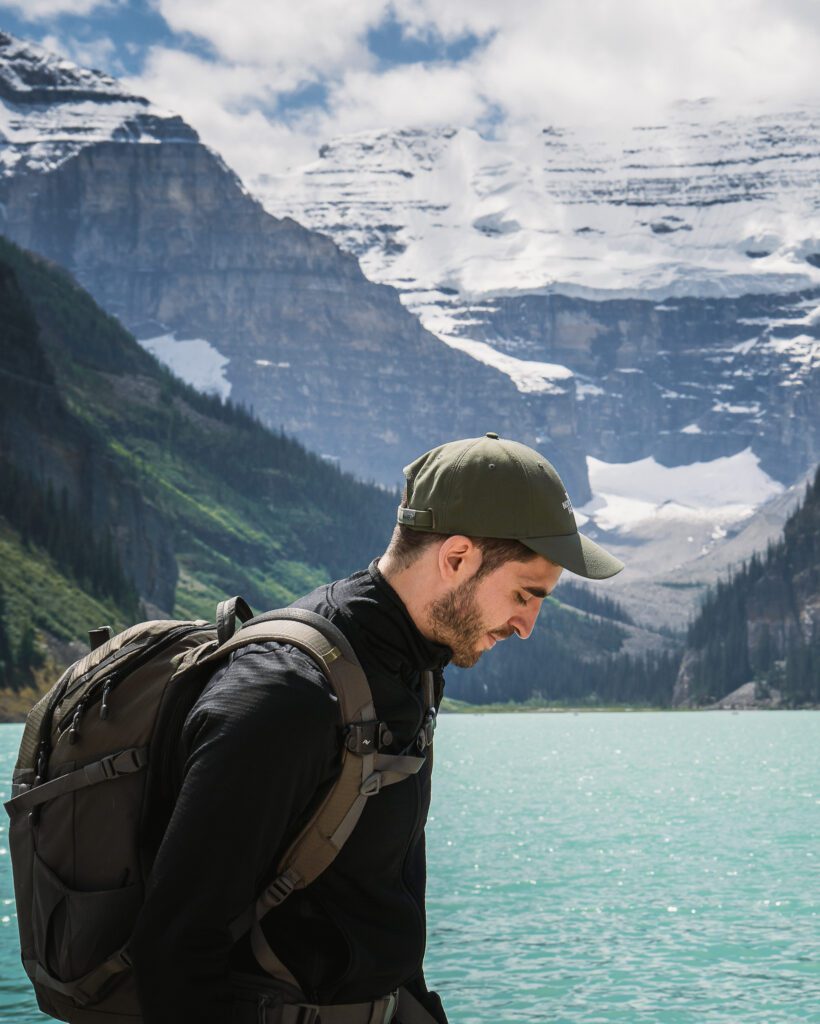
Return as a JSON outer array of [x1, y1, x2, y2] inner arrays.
[[4, 599, 438, 1023]]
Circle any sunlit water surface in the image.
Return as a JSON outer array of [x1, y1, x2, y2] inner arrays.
[[1, 713, 818, 1023]]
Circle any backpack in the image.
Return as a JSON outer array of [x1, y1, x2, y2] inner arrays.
[[4, 598, 436, 1023]]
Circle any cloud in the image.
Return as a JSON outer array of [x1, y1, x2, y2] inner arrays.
[[122, 47, 320, 178], [93, 0, 820, 185], [329, 62, 487, 133], [390, 0, 820, 124], [2, 0, 116, 19], [39, 32, 120, 75], [154, 0, 383, 75]]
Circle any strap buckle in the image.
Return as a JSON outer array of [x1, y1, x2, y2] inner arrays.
[[99, 748, 146, 780], [345, 721, 392, 755], [279, 1004, 319, 1024], [416, 709, 437, 752]]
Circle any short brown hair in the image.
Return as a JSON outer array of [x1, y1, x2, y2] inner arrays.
[[384, 493, 540, 577]]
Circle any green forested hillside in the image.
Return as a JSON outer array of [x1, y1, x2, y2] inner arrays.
[[0, 237, 396, 663], [680, 466, 820, 705], [0, 237, 678, 712]]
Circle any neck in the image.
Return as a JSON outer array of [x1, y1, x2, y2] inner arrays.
[[377, 554, 437, 643]]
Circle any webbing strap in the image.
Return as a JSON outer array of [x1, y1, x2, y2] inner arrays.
[[250, 924, 303, 991], [277, 992, 399, 1024], [221, 611, 431, 952], [216, 596, 254, 645], [422, 670, 435, 711], [5, 748, 148, 817], [397, 986, 441, 1024], [23, 947, 131, 1006]]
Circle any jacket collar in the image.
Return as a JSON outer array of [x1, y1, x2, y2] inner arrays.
[[335, 559, 451, 677]]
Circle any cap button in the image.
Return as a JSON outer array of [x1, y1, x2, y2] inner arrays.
[[485, 432, 499, 439]]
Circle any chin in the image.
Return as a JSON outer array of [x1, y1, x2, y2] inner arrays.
[[451, 648, 483, 669]]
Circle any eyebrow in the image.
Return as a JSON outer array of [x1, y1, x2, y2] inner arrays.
[[523, 586, 549, 599]]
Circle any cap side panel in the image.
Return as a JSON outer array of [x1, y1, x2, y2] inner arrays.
[[443, 437, 482, 534], [503, 444, 529, 538]]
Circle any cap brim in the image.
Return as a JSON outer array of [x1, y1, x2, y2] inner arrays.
[[522, 531, 624, 580]]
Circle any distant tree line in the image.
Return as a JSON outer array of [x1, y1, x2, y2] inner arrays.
[[0, 459, 139, 617], [0, 584, 43, 691], [447, 599, 681, 706], [557, 580, 634, 624], [685, 465, 820, 705]]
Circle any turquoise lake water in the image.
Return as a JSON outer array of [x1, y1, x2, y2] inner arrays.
[[1, 713, 818, 1023]]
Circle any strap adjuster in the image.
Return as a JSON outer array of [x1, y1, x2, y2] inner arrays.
[[258, 870, 298, 912], [345, 721, 392, 755], [99, 748, 147, 780], [292, 1006, 319, 1024], [416, 709, 437, 751], [360, 772, 382, 796]]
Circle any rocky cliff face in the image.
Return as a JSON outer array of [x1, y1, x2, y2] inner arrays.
[[260, 120, 820, 569], [0, 33, 588, 497]]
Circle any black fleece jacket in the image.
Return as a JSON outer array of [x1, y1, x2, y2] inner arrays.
[[130, 561, 450, 1023]]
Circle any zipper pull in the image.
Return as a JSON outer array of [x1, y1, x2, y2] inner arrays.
[[69, 701, 86, 744], [100, 681, 112, 720]]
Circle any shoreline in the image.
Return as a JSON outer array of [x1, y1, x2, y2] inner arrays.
[[439, 698, 819, 714]]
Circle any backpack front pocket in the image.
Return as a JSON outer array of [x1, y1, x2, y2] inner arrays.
[[32, 852, 142, 988]]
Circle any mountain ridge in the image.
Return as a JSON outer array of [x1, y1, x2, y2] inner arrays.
[[0, 31, 590, 498]]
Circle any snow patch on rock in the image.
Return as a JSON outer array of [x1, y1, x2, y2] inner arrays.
[[441, 336, 573, 395], [140, 333, 231, 401], [580, 449, 784, 534]]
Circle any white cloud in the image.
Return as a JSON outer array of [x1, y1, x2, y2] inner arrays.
[[329, 63, 486, 132], [393, 0, 820, 124], [2, 0, 116, 18], [122, 47, 320, 178], [118, 0, 820, 183], [154, 0, 383, 75], [40, 32, 119, 75]]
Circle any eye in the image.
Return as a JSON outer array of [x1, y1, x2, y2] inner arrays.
[[515, 592, 528, 606]]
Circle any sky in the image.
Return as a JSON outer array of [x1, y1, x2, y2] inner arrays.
[[2, 0, 820, 182]]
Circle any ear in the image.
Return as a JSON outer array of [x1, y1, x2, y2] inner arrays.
[[437, 535, 482, 583]]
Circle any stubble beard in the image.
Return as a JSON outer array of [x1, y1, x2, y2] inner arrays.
[[426, 576, 489, 669]]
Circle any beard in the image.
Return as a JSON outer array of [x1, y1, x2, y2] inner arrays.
[[426, 575, 511, 668]]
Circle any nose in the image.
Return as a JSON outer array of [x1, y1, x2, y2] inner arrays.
[[510, 600, 542, 640]]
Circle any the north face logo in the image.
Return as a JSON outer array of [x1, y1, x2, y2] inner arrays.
[[562, 494, 573, 515]]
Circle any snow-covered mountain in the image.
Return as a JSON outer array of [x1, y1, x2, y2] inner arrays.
[[256, 112, 820, 311], [0, 32, 588, 499], [0, 30, 197, 178], [255, 116, 820, 598], [2, 30, 817, 625]]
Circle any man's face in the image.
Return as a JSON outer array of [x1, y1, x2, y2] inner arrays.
[[426, 554, 563, 668]]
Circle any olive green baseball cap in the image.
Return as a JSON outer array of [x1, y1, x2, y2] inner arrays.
[[398, 433, 624, 580]]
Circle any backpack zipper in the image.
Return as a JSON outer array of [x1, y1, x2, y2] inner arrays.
[[56, 624, 209, 738]]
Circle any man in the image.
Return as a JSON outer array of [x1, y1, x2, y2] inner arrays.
[[129, 433, 623, 1024]]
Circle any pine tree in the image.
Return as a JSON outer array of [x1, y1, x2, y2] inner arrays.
[[0, 584, 13, 689], [15, 622, 43, 690]]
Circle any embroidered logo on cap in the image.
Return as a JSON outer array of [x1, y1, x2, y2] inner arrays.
[[562, 494, 573, 515]]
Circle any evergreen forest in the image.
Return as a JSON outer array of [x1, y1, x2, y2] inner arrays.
[[684, 466, 820, 706]]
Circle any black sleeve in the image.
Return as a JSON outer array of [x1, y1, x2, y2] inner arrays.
[[401, 828, 448, 1024], [129, 644, 341, 1024]]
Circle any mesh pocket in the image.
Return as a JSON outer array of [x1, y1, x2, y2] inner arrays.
[[32, 853, 142, 986]]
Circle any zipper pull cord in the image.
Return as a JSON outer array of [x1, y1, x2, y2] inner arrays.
[[100, 681, 112, 720], [69, 700, 87, 745]]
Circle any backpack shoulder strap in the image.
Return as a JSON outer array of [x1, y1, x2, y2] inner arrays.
[[222, 609, 426, 942]]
